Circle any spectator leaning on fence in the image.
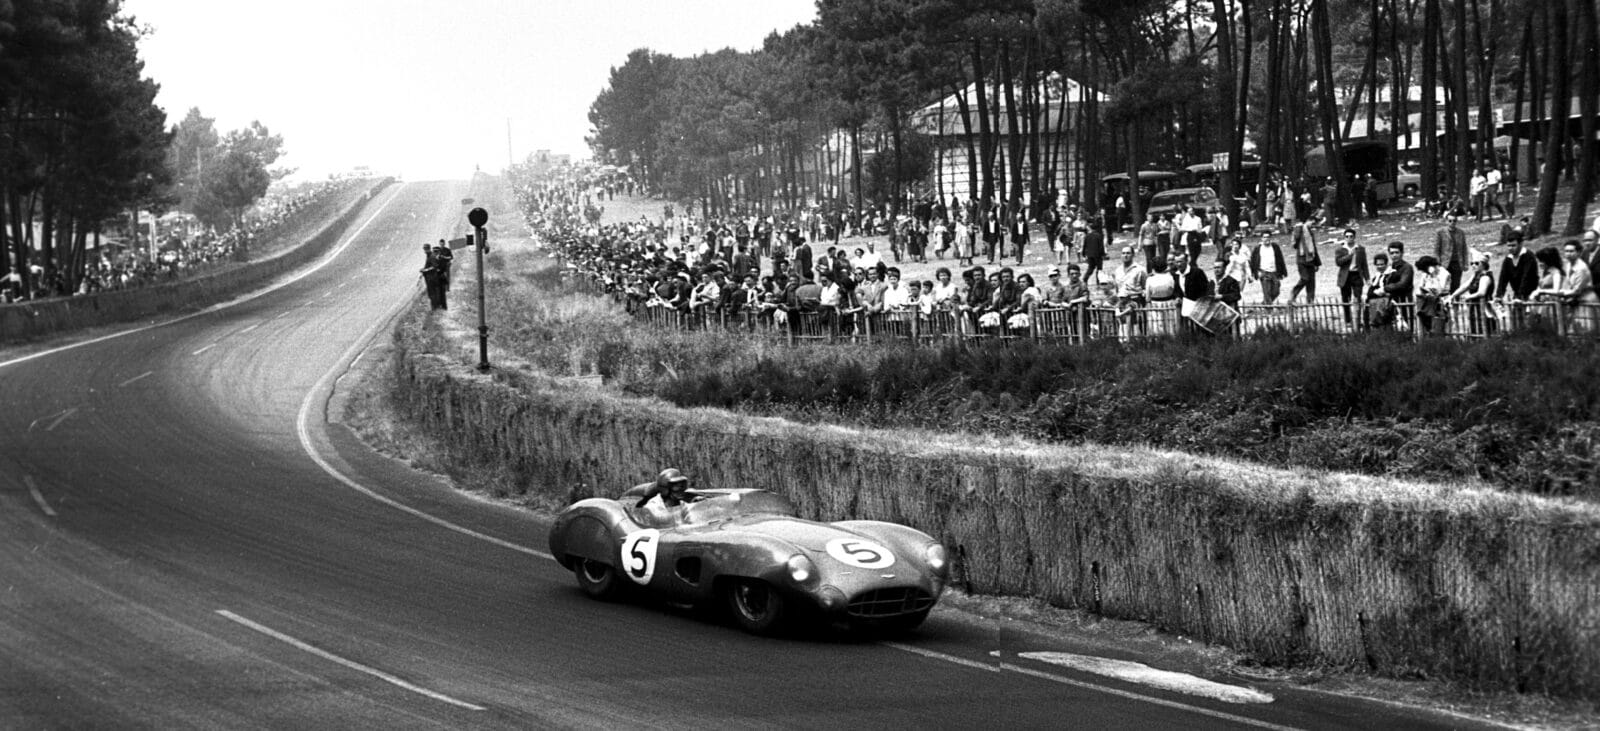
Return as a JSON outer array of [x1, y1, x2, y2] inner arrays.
[[1384, 242, 1415, 303], [1114, 246, 1148, 335], [1497, 231, 1539, 303], [1414, 255, 1449, 334], [1365, 252, 1395, 327], [1559, 240, 1598, 332]]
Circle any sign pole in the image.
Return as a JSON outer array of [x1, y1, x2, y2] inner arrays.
[[468, 207, 491, 372]]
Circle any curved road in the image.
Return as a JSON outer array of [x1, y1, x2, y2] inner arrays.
[[0, 181, 1485, 729]]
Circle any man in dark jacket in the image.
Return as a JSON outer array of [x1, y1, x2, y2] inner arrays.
[[1384, 242, 1415, 303], [1249, 233, 1288, 304], [1496, 232, 1539, 302]]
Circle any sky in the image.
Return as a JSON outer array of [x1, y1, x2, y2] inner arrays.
[[122, 0, 819, 182]]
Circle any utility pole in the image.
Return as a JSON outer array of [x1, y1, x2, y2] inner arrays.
[[467, 207, 491, 372]]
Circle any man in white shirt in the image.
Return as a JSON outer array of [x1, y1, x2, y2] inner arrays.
[[1483, 166, 1506, 219], [1114, 246, 1148, 338]]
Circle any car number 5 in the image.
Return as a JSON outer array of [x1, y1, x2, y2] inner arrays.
[[620, 529, 660, 585], [826, 538, 895, 569]]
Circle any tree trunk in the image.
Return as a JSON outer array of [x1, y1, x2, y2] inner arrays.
[[1562, 0, 1598, 235], [972, 39, 996, 209], [1421, 0, 1440, 200], [1313, 0, 1351, 221], [1000, 39, 1025, 213], [1531, 0, 1571, 235], [1509, 14, 1531, 191], [1214, 0, 1238, 224], [1450, 0, 1473, 197], [1235, 0, 1254, 221]]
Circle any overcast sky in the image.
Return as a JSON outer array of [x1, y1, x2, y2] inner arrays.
[[123, 0, 818, 182]]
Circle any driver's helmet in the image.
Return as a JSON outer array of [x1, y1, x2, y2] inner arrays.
[[656, 468, 690, 497]]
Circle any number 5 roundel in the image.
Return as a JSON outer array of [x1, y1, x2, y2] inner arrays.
[[620, 529, 660, 585], [825, 538, 895, 569]]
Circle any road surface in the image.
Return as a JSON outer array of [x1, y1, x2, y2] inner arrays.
[[0, 181, 1491, 729]]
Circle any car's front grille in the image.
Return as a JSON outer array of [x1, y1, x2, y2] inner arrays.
[[847, 587, 934, 618]]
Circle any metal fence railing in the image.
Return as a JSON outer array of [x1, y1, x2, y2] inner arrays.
[[559, 272, 1600, 346]]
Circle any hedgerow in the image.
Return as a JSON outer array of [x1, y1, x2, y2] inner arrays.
[[484, 251, 1600, 500]]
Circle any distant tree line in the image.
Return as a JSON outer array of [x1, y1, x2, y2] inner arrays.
[[1, 0, 287, 298], [586, 0, 1598, 236]]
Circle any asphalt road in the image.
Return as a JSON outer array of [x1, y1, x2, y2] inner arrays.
[[0, 181, 1495, 729]]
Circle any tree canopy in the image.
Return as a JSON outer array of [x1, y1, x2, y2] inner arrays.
[[584, 0, 1598, 234]]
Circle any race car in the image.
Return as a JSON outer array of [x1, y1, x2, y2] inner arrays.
[[548, 487, 949, 635]]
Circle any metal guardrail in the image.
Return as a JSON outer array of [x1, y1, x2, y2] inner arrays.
[[561, 272, 1600, 345]]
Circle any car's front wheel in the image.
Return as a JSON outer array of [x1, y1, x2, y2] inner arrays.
[[573, 559, 623, 601], [726, 579, 788, 635]]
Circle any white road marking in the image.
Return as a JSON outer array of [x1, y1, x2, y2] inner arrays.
[[29, 408, 79, 432], [1001, 662, 1295, 730], [119, 371, 154, 387], [1018, 652, 1274, 704], [239, 324, 259, 334], [275, 312, 290, 320], [23, 476, 57, 517], [192, 344, 216, 356], [0, 184, 405, 373], [881, 642, 999, 672], [293, 290, 553, 562], [879, 644, 1298, 730], [215, 610, 485, 711]]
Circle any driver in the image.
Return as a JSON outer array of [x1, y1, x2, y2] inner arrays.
[[632, 468, 695, 509]]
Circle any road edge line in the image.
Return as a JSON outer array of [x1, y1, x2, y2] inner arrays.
[[215, 609, 485, 712]]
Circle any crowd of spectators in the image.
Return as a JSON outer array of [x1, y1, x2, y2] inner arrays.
[[1, 178, 367, 303], [517, 165, 1600, 340]]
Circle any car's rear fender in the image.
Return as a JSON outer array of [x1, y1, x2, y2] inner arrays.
[[549, 499, 630, 569]]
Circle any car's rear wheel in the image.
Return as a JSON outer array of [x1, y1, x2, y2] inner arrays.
[[573, 558, 622, 601], [726, 579, 787, 635]]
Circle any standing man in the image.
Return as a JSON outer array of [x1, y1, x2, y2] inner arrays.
[[433, 241, 454, 295], [1483, 165, 1507, 220], [1334, 228, 1370, 326], [1114, 245, 1147, 338], [1384, 242, 1415, 304], [1583, 229, 1600, 280], [1137, 216, 1158, 270], [420, 244, 445, 310], [1497, 231, 1538, 330], [1286, 221, 1320, 304], [1080, 221, 1107, 285], [1434, 214, 1470, 291], [1250, 231, 1288, 304], [1009, 201, 1029, 265]]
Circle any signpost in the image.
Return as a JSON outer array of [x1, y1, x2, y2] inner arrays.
[[468, 207, 490, 372]]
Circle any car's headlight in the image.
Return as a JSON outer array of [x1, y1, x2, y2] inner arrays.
[[787, 554, 817, 585], [925, 544, 948, 573]]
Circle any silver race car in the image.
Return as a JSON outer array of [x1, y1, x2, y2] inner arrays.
[[548, 486, 949, 634]]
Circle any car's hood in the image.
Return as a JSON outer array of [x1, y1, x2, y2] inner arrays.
[[714, 515, 869, 552]]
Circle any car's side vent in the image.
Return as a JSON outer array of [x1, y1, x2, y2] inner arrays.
[[675, 557, 702, 584]]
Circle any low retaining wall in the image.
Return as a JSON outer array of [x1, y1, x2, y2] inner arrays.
[[390, 319, 1600, 699], [0, 179, 392, 343]]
